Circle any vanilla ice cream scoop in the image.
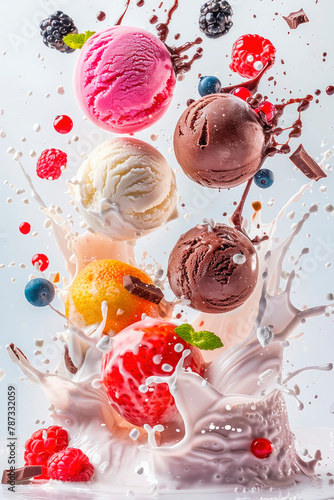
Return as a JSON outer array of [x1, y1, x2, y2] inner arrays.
[[71, 137, 178, 241]]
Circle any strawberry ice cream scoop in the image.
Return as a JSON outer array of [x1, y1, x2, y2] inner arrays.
[[74, 26, 176, 133]]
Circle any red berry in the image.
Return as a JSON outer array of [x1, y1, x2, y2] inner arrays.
[[19, 222, 31, 235], [232, 87, 251, 101], [36, 149, 67, 180], [251, 437, 273, 459], [101, 319, 205, 428], [53, 115, 73, 134], [230, 34, 276, 78], [24, 426, 68, 479], [47, 447, 94, 482], [32, 253, 49, 272], [257, 100, 276, 123]]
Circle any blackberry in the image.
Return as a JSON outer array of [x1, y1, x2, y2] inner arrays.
[[199, 0, 233, 39], [40, 11, 78, 53]]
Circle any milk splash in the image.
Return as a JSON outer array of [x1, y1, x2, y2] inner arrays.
[[6, 174, 333, 492]]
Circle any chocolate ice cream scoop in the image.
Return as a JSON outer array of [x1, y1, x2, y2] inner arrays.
[[173, 93, 266, 189], [167, 223, 258, 313]]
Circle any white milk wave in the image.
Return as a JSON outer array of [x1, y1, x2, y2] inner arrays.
[[7, 180, 333, 493]]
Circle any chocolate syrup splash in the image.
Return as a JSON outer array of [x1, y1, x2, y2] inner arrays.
[[221, 60, 274, 96], [156, 0, 179, 43], [264, 95, 314, 158], [137, 0, 144, 6], [168, 38, 203, 75], [115, 0, 131, 26]]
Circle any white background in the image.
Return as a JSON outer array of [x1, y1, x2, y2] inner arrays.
[[0, 0, 334, 493]]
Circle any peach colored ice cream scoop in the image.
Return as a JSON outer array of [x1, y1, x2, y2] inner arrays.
[[74, 26, 176, 133]]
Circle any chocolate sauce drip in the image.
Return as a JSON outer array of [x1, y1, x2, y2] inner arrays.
[[221, 60, 274, 96], [231, 178, 253, 230], [326, 85, 334, 96], [115, 0, 131, 25], [168, 38, 203, 75], [156, 0, 179, 43]]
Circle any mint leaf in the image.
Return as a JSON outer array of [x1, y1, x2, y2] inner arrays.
[[175, 324, 223, 351], [63, 31, 96, 50]]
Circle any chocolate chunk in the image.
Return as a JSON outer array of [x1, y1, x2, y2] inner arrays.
[[283, 9, 309, 29], [123, 275, 164, 304], [64, 344, 78, 374], [2, 465, 42, 484], [290, 144, 327, 181]]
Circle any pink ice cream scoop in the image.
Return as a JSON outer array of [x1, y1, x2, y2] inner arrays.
[[74, 26, 176, 134]]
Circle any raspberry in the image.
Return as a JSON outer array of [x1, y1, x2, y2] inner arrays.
[[36, 149, 67, 180], [230, 34, 276, 78], [24, 425, 68, 479], [47, 448, 94, 482]]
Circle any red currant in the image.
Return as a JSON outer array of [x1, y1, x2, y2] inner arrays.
[[32, 254, 49, 272], [232, 87, 251, 101], [250, 437, 273, 459], [19, 222, 31, 235], [258, 101, 276, 123], [53, 115, 73, 134]]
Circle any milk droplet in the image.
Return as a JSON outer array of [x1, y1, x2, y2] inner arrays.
[[233, 254, 246, 265], [253, 61, 263, 71], [257, 326, 274, 347], [162, 364, 173, 373], [129, 428, 140, 441], [153, 355, 162, 365], [139, 384, 149, 393], [13, 151, 22, 161], [34, 339, 44, 348], [33, 123, 41, 132], [0, 369, 5, 381], [174, 343, 184, 353]]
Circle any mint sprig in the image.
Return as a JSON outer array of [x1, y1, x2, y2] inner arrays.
[[175, 324, 223, 351], [63, 31, 96, 50]]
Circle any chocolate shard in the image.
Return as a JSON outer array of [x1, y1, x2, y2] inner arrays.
[[2, 465, 42, 484], [283, 9, 309, 29], [64, 344, 78, 374], [289, 144, 327, 181], [123, 275, 164, 304]]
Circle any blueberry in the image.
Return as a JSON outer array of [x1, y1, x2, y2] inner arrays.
[[254, 169, 275, 189], [198, 76, 222, 97], [24, 278, 55, 307]]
